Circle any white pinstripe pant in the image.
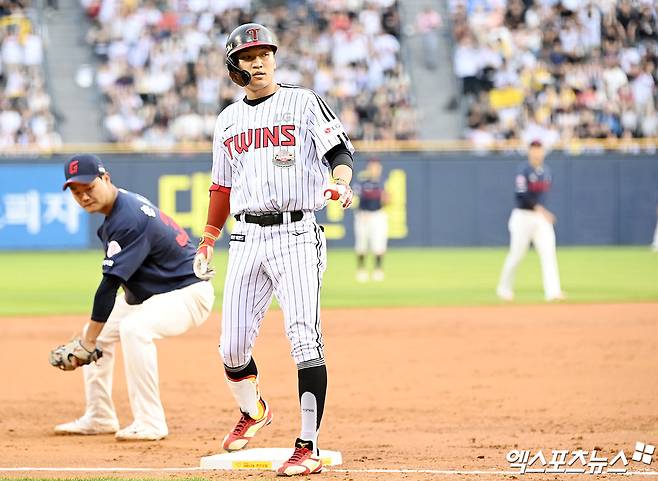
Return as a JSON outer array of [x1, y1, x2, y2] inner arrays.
[[220, 212, 327, 368]]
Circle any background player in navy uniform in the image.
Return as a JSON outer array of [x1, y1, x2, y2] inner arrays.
[[192, 24, 354, 476], [354, 157, 389, 282], [49, 154, 214, 441], [496, 140, 565, 302]]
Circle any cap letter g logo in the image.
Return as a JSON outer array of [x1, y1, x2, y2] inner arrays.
[[69, 160, 79, 175]]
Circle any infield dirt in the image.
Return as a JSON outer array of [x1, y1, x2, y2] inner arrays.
[[1, 303, 657, 480]]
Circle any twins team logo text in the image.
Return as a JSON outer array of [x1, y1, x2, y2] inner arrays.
[[224, 125, 296, 159]]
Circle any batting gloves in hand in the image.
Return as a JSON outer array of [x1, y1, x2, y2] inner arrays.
[[193, 224, 220, 280], [324, 179, 353, 209]]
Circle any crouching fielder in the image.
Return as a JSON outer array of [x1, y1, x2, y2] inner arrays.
[[50, 154, 214, 441]]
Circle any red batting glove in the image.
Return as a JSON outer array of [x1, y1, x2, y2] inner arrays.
[[193, 224, 220, 280]]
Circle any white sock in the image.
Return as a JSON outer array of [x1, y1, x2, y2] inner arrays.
[[300, 391, 318, 453], [225, 375, 263, 419]]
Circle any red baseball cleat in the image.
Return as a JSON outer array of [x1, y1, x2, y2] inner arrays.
[[222, 398, 272, 451], [277, 438, 323, 476]]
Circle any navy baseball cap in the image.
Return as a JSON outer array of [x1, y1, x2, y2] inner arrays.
[[63, 154, 107, 190]]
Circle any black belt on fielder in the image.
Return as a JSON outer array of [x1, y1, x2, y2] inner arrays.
[[234, 211, 304, 226]]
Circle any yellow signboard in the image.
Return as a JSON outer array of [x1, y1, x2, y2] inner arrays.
[[157, 169, 408, 241]]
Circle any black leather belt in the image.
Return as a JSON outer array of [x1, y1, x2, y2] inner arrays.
[[235, 211, 304, 226]]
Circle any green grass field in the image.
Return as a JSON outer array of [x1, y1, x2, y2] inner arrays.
[[1, 247, 657, 316]]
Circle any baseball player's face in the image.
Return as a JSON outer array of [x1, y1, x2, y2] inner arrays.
[[68, 175, 115, 214], [528, 145, 545, 167], [367, 161, 382, 179], [237, 46, 276, 96]]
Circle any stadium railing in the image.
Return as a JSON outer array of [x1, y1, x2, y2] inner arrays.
[[1, 138, 657, 155]]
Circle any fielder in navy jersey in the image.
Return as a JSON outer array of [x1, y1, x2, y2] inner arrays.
[[354, 158, 389, 282], [51, 154, 214, 441], [497, 140, 565, 302], [192, 23, 354, 476]]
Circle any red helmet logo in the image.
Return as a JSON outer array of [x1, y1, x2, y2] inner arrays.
[[69, 160, 79, 175], [246, 27, 259, 42]]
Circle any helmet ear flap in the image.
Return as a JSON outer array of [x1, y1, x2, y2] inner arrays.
[[226, 55, 251, 87]]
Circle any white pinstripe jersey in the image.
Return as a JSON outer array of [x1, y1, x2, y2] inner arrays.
[[211, 84, 354, 214]]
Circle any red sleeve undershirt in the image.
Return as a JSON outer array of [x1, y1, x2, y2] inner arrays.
[[207, 184, 231, 230]]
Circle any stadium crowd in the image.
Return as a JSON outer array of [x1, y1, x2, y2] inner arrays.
[[0, 0, 61, 149], [80, 0, 416, 146], [450, 0, 658, 149]]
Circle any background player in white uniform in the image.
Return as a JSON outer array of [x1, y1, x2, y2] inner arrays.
[[51, 154, 214, 441], [192, 24, 354, 477], [497, 140, 565, 302], [651, 190, 658, 252], [354, 157, 389, 282]]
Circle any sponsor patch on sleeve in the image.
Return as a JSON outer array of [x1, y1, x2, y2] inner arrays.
[[321, 118, 342, 135], [106, 240, 122, 257]]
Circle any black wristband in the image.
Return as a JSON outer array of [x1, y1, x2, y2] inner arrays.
[[325, 142, 353, 171]]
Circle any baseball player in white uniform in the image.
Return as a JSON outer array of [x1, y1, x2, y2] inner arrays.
[[192, 24, 354, 476], [497, 140, 565, 302], [51, 154, 215, 441], [651, 192, 658, 252]]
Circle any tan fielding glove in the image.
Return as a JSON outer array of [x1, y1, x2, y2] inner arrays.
[[49, 337, 103, 371]]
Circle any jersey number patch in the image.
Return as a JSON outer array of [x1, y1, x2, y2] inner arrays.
[[159, 212, 190, 247]]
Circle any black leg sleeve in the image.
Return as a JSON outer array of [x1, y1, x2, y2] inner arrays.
[[298, 364, 327, 430]]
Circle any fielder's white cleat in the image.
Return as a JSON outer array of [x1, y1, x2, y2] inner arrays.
[[115, 422, 167, 441], [546, 292, 567, 302], [356, 269, 369, 283], [372, 269, 385, 282], [496, 287, 514, 301], [54, 416, 119, 435]]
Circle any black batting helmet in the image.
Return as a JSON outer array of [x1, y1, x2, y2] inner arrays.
[[226, 23, 278, 87]]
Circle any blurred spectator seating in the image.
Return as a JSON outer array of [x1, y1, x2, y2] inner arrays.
[[1, 0, 61, 149], [82, 0, 418, 146], [449, 0, 658, 151]]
